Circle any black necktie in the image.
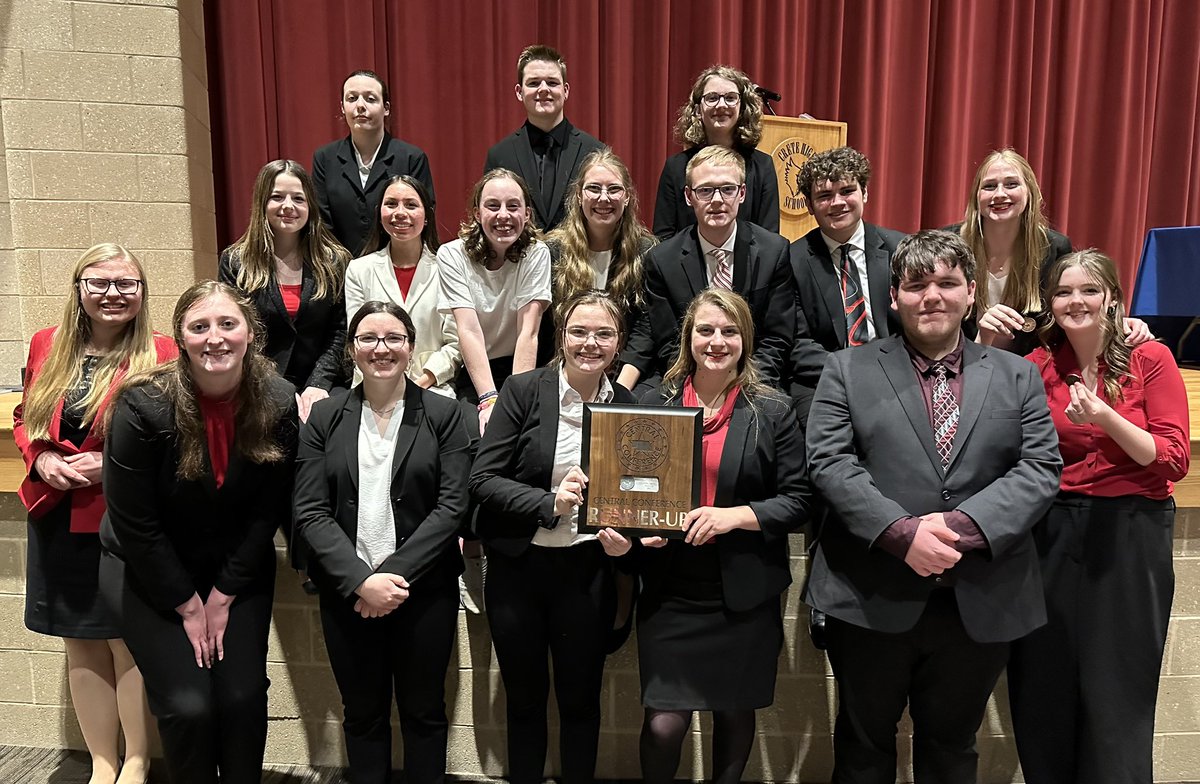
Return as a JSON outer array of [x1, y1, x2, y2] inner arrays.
[[839, 244, 868, 346]]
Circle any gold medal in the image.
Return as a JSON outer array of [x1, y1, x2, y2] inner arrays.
[[1020, 316, 1037, 333]]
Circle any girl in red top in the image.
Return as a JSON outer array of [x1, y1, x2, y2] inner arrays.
[[1009, 249, 1190, 784], [15, 243, 176, 784]]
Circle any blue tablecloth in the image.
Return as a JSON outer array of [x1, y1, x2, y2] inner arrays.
[[1131, 227, 1200, 317]]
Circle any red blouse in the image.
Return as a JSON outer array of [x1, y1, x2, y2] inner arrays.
[[683, 377, 740, 508], [198, 394, 237, 488], [1026, 340, 1190, 499], [393, 264, 418, 300], [279, 283, 302, 318]]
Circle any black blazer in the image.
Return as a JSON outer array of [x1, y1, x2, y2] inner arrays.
[[484, 120, 605, 232], [636, 385, 810, 612], [218, 249, 347, 392], [622, 221, 795, 386], [944, 223, 1072, 355], [312, 133, 435, 256], [652, 145, 780, 240], [787, 222, 908, 405], [99, 376, 299, 612], [469, 367, 636, 558], [293, 383, 470, 600]]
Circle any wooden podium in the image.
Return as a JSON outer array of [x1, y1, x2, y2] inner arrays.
[[757, 115, 847, 241]]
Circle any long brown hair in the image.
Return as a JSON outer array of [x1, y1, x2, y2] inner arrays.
[[662, 288, 769, 399], [117, 282, 289, 480], [458, 168, 542, 262], [546, 149, 654, 320], [226, 160, 349, 294], [673, 64, 764, 148], [1038, 249, 1133, 401], [21, 244, 160, 440], [960, 149, 1050, 314]]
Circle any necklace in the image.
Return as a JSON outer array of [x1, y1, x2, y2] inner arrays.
[[366, 401, 398, 416]]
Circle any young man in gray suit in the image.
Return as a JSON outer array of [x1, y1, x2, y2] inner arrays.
[[804, 230, 1061, 784]]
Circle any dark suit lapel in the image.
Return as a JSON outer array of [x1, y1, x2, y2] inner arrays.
[[878, 340, 943, 472], [508, 130, 541, 204], [864, 224, 894, 338], [715, 395, 751, 505], [391, 383, 423, 482], [336, 390, 364, 494], [266, 273, 295, 331], [732, 222, 753, 293], [808, 236, 847, 346], [949, 343, 992, 471], [292, 264, 316, 328], [363, 134, 394, 196], [548, 131, 582, 224], [679, 229, 708, 298], [338, 138, 365, 197], [537, 369, 559, 477]]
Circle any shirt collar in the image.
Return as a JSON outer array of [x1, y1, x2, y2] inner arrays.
[[697, 223, 738, 259], [820, 220, 867, 259], [525, 118, 571, 152], [353, 137, 384, 172], [904, 334, 965, 377], [558, 364, 614, 406]]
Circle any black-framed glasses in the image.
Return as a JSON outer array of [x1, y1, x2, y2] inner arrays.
[[582, 184, 626, 199], [565, 327, 619, 345], [700, 92, 739, 107], [353, 334, 411, 350], [687, 184, 742, 201], [79, 278, 142, 295]]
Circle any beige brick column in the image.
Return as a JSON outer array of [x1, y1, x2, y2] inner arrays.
[[0, 0, 216, 381]]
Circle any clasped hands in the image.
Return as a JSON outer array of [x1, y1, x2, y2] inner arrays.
[[176, 587, 235, 669], [34, 449, 102, 491], [904, 512, 962, 577], [597, 506, 753, 555], [353, 572, 410, 618]]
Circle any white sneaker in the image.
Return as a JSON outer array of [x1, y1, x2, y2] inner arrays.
[[460, 552, 486, 614]]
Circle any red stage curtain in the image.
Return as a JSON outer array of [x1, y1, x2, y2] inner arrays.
[[204, 0, 1200, 295]]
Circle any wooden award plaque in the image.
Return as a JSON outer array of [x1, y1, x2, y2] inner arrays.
[[578, 403, 701, 538]]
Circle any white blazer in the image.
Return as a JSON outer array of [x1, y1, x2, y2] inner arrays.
[[345, 246, 461, 397]]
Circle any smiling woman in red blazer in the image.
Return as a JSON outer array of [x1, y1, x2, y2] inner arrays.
[[15, 243, 176, 784]]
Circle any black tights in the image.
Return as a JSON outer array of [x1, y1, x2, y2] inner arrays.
[[640, 708, 757, 784]]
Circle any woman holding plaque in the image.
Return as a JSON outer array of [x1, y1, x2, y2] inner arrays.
[[469, 290, 635, 784], [1007, 250, 1189, 783], [601, 288, 809, 784]]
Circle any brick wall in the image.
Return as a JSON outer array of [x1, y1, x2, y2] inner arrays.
[[1, 487, 1198, 782]]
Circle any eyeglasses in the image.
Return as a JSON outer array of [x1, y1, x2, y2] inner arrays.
[[582, 184, 626, 199], [79, 278, 142, 295], [700, 92, 740, 107], [687, 184, 742, 202], [353, 334, 411, 350], [565, 327, 619, 345]]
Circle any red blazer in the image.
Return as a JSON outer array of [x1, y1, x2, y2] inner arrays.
[[15, 327, 178, 532]]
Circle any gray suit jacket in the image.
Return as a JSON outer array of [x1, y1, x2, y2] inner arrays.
[[803, 335, 1061, 643]]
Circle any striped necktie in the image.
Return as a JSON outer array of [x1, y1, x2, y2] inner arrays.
[[710, 248, 733, 290]]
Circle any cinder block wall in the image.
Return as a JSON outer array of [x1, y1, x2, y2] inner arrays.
[[0, 0, 216, 380], [2, 493, 1199, 782]]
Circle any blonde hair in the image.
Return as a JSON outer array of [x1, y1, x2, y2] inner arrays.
[[1038, 249, 1133, 401], [662, 288, 770, 399], [960, 149, 1050, 314], [546, 148, 654, 321], [226, 160, 349, 293], [20, 244, 160, 440]]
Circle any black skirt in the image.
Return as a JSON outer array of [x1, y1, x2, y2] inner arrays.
[[636, 547, 783, 711], [25, 499, 119, 639]]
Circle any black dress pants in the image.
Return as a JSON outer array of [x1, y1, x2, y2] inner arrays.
[[485, 541, 616, 784], [1008, 494, 1175, 784], [825, 590, 1011, 784], [318, 573, 459, 784], [100, 552, 273, 784]]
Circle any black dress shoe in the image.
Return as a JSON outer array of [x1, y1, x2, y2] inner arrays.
[[808, 607, 828, 651]]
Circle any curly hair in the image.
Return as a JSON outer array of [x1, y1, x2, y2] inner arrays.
[[458, 168, 543, 264], [545, 148, 654, 320], [116, 281, 289, 480], [798, 146, 872, 202], [959, 149, 1051, 314], [1038, 249, 1133, 401], [673, 64, 764, 148]]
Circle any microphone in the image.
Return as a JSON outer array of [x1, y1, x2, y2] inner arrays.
[[753, 84, 782, 102]]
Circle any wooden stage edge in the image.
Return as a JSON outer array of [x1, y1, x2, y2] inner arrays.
[[1, 372, 1198, 506]]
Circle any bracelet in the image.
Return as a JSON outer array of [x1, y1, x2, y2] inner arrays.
[[477, 392, 498, 412]]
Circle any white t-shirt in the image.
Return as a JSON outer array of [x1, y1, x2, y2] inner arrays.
[[437, 239, 552, 359], [588, 249, 612, 289]]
